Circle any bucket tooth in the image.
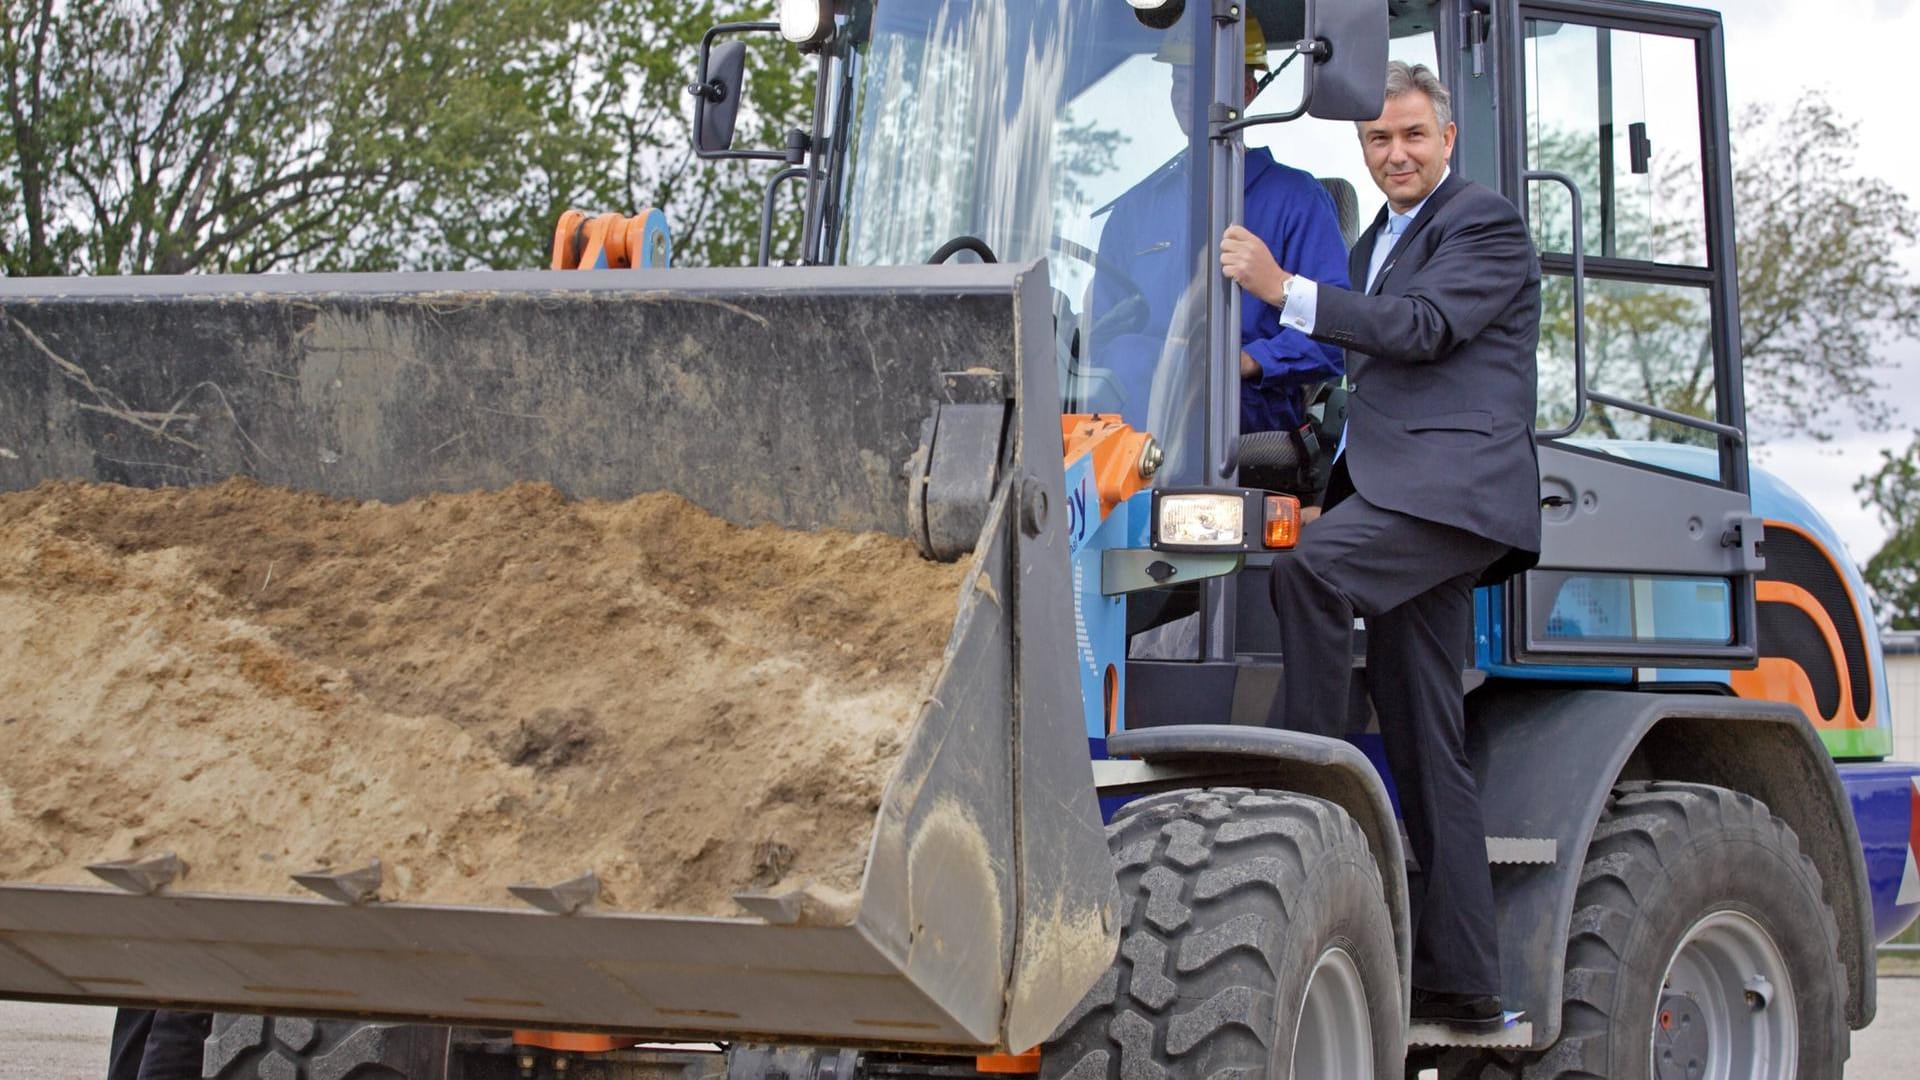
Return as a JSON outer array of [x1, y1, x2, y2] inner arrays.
[[86, 852, 186, 895], [291, 859, 382, 905], [508, 871, 599, 915], [732, 891, 806, 926], [732, 886, 860, 928]]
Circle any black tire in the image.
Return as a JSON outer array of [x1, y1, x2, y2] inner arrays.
[[203, 1014, 450, 1079], [1042, 788, 1403, 1080], [1428, 1048, 1522, 1080], [1512, 781, 1846, 1078]]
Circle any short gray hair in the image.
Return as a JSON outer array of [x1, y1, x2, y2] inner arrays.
[[1379, 60, 1452, 129]]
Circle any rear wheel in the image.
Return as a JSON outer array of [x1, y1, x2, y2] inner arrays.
[[202, 1014, 449, 1079], [1042, 788, 1403, 1080], [1514, 782, 1845, 1079]]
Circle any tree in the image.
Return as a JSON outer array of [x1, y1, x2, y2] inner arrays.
[[1856, 433, 1920, 630], [1528, 90, 1919, 445], [1, 0, 809, 274], [1734, 93, 1920, 439]]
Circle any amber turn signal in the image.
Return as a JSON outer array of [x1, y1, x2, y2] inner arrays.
[[1263, 495, 1301, 549]]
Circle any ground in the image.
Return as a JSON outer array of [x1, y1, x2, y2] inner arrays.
[[3, 979, 1915, 1077]]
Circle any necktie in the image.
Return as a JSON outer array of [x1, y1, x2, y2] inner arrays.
[[1365, 212, 1414, 293]]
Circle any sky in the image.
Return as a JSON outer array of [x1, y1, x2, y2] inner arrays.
[[1696, 0, 1920, 563]]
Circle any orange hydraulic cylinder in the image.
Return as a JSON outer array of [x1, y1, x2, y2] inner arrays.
[[511, 1030, 641, 1053]]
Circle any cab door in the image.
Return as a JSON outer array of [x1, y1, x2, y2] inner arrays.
[[1497, 0, 1760, 667]]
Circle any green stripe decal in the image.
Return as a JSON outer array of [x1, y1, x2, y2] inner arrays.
[[1819, 727, 1894, 760]]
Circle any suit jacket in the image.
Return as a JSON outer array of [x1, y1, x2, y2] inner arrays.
[[1312, 173, 1543, 573]]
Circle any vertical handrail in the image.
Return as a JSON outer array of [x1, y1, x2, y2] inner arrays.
[[757, 166, 810, 266], [1207, 18, 1243, 483], [1525, 169, 1588, 439]]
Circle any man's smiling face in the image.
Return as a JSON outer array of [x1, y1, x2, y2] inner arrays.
[[1358, 91, 1457, 214]]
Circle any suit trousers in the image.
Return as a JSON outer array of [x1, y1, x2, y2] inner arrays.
[[1267, 494, 1507, 997], [108, 1009, 212, 1080]]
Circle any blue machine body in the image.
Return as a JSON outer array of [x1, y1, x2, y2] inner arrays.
[[1074, 438, 1920, 942]]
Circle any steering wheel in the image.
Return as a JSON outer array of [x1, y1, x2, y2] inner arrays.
[[928, 233, 1152, 341]]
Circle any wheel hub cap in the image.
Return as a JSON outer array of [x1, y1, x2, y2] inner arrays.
[[1654, 910, 1798, 1080], [1289, 945, 1373, 1080]]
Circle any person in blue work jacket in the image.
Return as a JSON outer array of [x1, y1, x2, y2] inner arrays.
[[1089, 17, 1350, 438]]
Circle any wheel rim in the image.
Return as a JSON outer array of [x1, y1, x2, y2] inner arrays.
[[1289, 945, 1374, 1080], [1653, 910, 1798, 1080]]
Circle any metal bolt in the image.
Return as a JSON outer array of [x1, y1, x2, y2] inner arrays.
[[1020, 477, 1049, 536], [1138, 438, 1164, 478]]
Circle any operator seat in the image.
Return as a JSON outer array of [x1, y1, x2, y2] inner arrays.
[[1235, 178, 1359, 502], [1319, 177, 1362, 248]]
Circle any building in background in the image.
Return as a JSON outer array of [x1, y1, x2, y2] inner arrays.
[[1890, 631, 1920, 762]]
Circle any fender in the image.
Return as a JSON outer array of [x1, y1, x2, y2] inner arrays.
[[1468, 686, 1875, 1049], [1095, 724, 1411, 1013]]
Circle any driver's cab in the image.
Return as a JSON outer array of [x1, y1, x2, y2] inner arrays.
[[807, 0, 1419, 501], [712, 0, 1761, 682]]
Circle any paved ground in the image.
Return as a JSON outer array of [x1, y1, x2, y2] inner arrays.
[[3, 982, 1915, 1077], [0, 1002, 115, 1079]]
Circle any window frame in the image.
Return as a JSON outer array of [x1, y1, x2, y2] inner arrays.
[[1498, 0, 1748, 497]]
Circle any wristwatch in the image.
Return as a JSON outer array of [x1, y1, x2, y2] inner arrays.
[[1279, 275, 1300, 313]]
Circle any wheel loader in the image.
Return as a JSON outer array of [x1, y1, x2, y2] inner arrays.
[[3, 2, 1917, 1078]]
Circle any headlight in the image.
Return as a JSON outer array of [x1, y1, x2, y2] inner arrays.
[[1156, 493, 1245, 547], [1151, 489, 1302, 552], [780, 0, 829, 43]]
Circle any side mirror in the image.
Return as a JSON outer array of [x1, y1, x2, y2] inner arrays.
[[692, 40, 749, 154], [1303, 0, 1388, 121]]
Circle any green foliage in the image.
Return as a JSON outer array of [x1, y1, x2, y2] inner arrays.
[[1528, 91, 1919, 445], [1856, 433, 1920, 630], [1, 0, 810, 273]]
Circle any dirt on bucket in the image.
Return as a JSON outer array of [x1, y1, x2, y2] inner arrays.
[[0, 479, 967, 917]]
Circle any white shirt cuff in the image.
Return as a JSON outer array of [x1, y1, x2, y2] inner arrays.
[[1279, 276, 1319, 336]]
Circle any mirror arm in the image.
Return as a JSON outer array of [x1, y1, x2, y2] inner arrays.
[[1215, 102, 1309, 135], [1213, 38, 1326, 136]]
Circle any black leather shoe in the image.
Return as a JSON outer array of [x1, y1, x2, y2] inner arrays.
[[1410, 988, 1505, 1035]]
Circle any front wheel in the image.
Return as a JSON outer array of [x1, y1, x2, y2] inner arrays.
[[1042, 788, 1403, 1080], [1519, 781, 1846, 1079], [202, 1015, 449, 1079]]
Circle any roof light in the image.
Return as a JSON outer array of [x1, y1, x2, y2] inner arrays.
[[780, 0, 829, 44]]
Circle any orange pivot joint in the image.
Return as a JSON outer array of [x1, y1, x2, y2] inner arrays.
[[550, 208, 673, 270], [1061, 414, 1160, 518]]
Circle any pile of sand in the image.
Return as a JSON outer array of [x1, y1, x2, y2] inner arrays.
[[0, 480, 966, 916]]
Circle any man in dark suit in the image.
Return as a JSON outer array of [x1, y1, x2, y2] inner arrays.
[[1220, 61, 1541, 1033]]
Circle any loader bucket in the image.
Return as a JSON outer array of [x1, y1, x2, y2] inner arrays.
[[0, 264, 1117, 1053]]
